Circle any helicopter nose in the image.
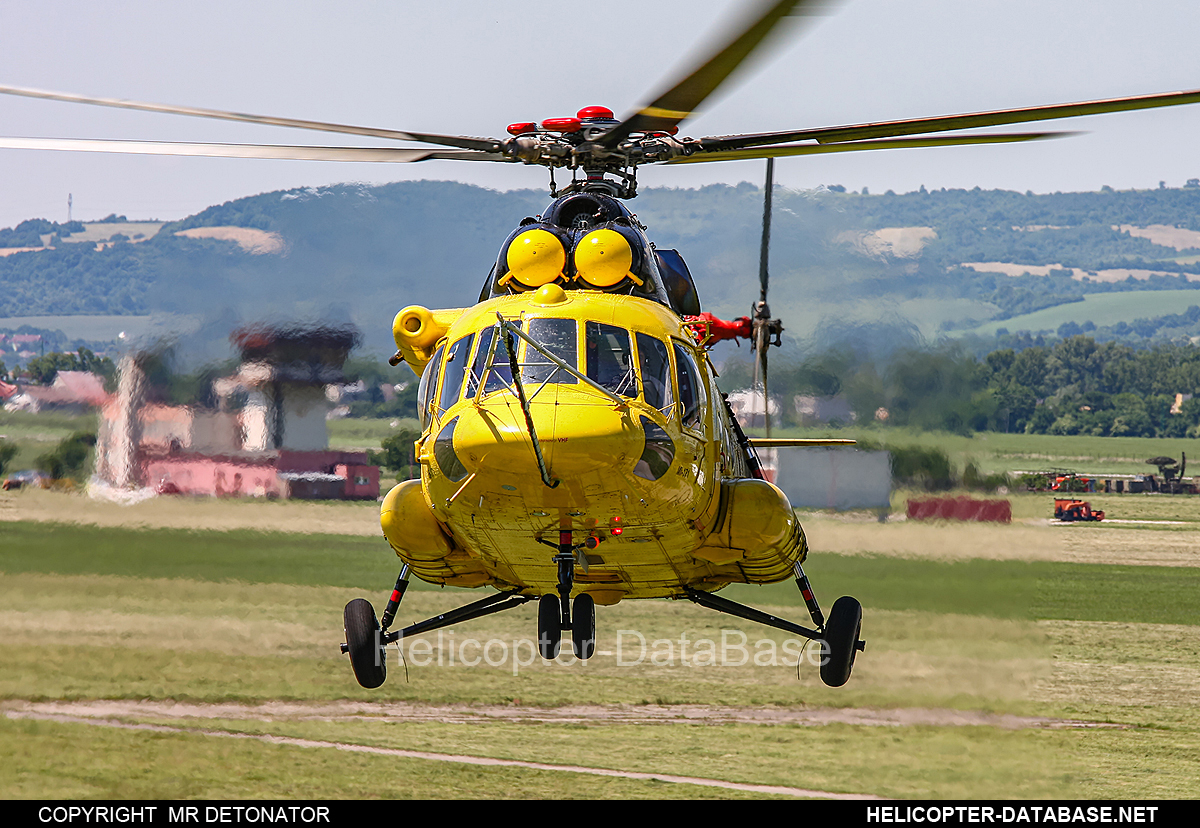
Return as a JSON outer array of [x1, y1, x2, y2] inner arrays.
[[442, 399, 644, 480], [542, 404, 646, 476]]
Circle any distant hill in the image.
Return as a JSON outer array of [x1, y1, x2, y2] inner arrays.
[[6, 180, 1200, 357]]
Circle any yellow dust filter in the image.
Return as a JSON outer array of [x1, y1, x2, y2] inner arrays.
[[504, 228, 566, 288], [574, 228, 634, 287]]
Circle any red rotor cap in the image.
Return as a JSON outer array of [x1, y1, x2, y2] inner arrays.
[[576, 105, 615, 121], [541, 117, 581, 133], [506, 122, 538, 136]]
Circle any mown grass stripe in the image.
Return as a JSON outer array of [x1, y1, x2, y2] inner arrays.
[[0, 520, 400, 591], [733, 555, 1200, 626], [5, 710, 879, 800], [4, 521, 1199, 625]]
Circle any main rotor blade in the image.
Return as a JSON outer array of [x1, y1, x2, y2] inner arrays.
[[759, 157, 774, 304], [750, 337, 761, 434], [601, 0, 831, 147], [759, 324, 771, 438], [0, 136, 509, 163], [758, 156, 774, 438], [0, 83, 502, 152], [749, 438, 856, 447], [667, 130, 1072, 163], [697, 87, 1200, 152]]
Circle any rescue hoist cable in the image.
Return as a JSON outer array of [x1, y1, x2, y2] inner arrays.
[[499, 315, 559, 489]]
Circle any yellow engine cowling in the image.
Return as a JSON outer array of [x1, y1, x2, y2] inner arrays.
[[380, 480, 495, 587], [694, 479, 807, 582], [392, 306, 466, 373]]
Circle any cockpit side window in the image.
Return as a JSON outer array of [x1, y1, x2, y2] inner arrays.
[[467, 325, 513, 397], [673, 342, 706, 431], [437, 333, 475, 414], [417, 343, 444, 429], [586, 322, 636, 397], [522, 318, 578, 385], [637, 333, 673, 414]]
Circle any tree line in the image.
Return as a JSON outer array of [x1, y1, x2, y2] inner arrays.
[[725, 333, 1200, 439], [22, 347, 116, 385]]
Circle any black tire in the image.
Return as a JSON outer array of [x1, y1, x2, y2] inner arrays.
[[344, 598, 387, 689], [538, 594, 561, 660], [572, 593, 596, 660], [819, 596, 863, 688]]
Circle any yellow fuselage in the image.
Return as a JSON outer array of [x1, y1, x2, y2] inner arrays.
[[380, 287, 806, 602]]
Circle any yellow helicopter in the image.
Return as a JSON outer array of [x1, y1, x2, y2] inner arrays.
[[5, 0, 1200, 689]]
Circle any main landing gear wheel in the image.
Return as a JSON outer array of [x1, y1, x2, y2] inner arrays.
[[572, 593, 596, 660], [819, 596, 863, 688], [538, 594, 561, 660], [343, 598, 386, 689]]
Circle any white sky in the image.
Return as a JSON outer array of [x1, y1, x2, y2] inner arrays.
[[2, 0, 1200, 228]]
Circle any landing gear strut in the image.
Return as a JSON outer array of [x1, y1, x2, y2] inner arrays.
[[341, 531, 603, 687], [536, 529, 596, 660], [342, 545, 856, 688], [342, 565, 410, 689], [683, 561, 865, 688], [341, 562, 534, 688]]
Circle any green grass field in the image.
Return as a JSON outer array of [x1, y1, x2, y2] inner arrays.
[[3, 490, 1199, 799], [0, 411, 97, 472], [761, 424, 1200, 478], [959, 289, 1200, 336], [327, 417, 420, 452]]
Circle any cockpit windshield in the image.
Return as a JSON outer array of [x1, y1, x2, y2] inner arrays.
[[467, 325, 509, 397], [431, 319, 681, 412], [522, 318, 578, 386], [586, 322, 637, 397]]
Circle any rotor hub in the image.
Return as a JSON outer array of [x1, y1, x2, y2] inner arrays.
[[498, 105, 691, 199]]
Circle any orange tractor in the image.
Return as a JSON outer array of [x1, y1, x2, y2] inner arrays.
[[1054, 499, 1105, 522]]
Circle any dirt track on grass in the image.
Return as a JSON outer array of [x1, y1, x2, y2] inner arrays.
[[1, 698, 1103, 729], [3, 701, 902, 799], [5, 699, 1111, 800]]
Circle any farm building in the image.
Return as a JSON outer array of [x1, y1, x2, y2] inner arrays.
[[2, 370, 108, 413], [95, 324, 379, 500], [725, 388, 781, 428]]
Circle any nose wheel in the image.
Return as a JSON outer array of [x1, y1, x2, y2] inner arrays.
[[535, 530, 597, 660], [538, 594, 561, 659], [537, 593, 596, 660], [572, 593, 596, 660]]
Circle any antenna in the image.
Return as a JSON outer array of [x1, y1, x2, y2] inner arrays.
[[68, 193, 73, 222]]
